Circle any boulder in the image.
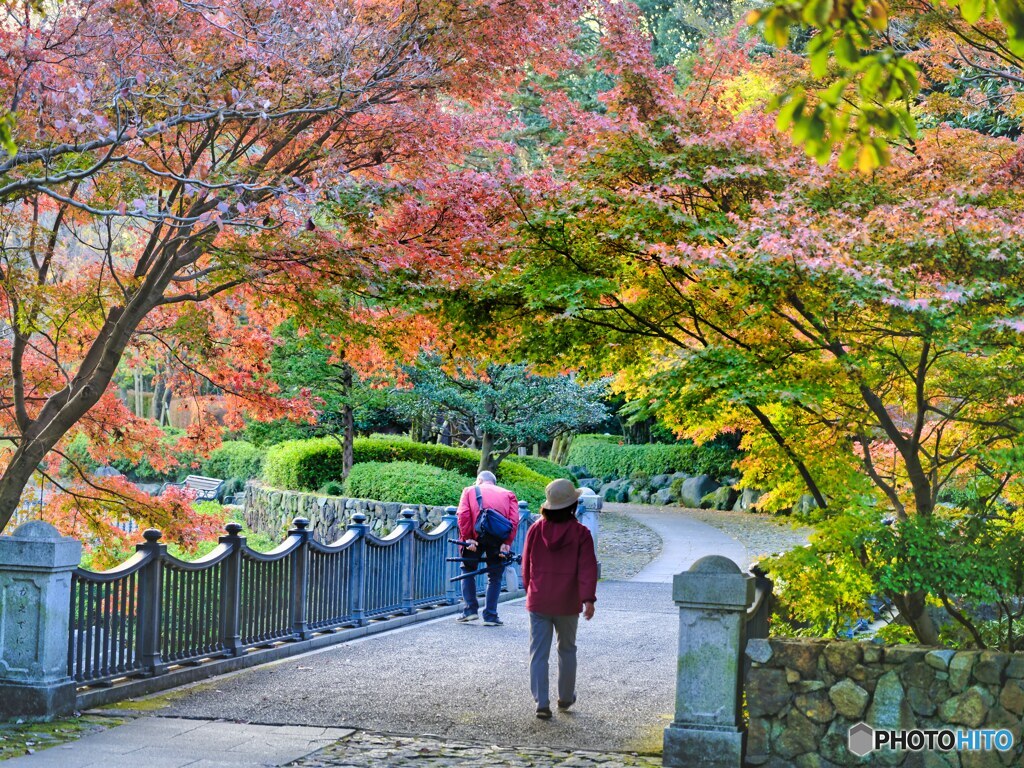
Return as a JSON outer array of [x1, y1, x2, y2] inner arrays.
[[793, 494, 819, 515], [599, 482, 620, 501], [824, 642, 862, 677], [973, 649, 1008, 685], [866, 670, 916, 733], [746, 667, 793, 717], [771, 639, 826, 678], [650, 474, 673, 490], [578, 477, 601, 491], [774, 710, 824, 760], [704, 485, 739, 511], [655, 487, 675, 506], [999, 678, 1024, 716], [939, 685, 994, 728], [828, 680, 869, 720], [949, 651, 979, 693], [734, 487, 764, 512], [678, 474, 721, 508]]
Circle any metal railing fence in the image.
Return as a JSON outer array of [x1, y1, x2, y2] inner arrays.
[[68, 505, 532, 687]]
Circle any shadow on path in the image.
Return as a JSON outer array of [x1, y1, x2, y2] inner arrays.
[[155, 581, 676, 755]]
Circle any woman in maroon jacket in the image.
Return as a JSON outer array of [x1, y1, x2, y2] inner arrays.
[[522, 478, 599, 719]]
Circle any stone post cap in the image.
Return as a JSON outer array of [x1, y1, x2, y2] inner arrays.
[[0, 520, 81, 571], [673, 555, 754, 609]]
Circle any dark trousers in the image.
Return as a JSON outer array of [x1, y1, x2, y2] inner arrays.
[[460, 540, 504, 622]]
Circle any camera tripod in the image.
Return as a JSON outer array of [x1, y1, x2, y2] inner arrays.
[[447, 539, 521, 583]]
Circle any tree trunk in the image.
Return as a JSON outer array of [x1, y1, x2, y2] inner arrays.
[[152, 376, 165, 422], [134, 369, 143, 417], [478, 432, 495, 474], [550, 434, 572, 465], [341, 364, 354, 480], [891, 590, 939, 645]]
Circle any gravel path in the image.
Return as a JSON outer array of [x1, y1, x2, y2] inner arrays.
[[596, 512, 662, 580], [604, 502, 812, 565]]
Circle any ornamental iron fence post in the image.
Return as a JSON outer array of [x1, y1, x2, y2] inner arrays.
[[443, 506, 460, 605], [397, 509, 418, 615], [348, 512, 368, 626], [289, 518, 312, 640], [136, 529, 167, 677], [219, 523, 244, 657]]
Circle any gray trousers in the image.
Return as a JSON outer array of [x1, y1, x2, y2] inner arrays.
[[528, 612, 578, 708]]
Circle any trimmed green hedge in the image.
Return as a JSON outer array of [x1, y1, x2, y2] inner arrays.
[[263, 435, 555, 510], [510, 456, 574, 481], [565, 434, 740, 481], [202, 441, 265, 480], [496, 461, 550, 511], [353, 438, 480, 476], [344, 462, 470, 507]]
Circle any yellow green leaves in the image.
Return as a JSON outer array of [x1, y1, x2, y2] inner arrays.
[[749, 0, 1024, 172], [0, 113, 15, 157]]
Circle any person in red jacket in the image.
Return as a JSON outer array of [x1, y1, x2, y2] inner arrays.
[[521, 478, 598, 720], [455, 471, 520, 626]]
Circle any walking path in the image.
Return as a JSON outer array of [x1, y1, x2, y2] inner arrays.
[[2, 504, 810, 767]]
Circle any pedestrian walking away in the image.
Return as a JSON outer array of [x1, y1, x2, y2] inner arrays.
[[455, 470, 520, 626], [522, 478, 598, 720]]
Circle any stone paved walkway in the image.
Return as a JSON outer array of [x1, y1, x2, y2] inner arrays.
[[292, 731, 662, 768]]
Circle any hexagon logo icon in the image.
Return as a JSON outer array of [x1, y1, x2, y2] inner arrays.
[[848, 722, 875, 757]]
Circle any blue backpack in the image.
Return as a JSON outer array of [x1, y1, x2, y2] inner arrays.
[[474, 486, 514, 543]]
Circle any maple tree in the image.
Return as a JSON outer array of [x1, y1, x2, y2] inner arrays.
[[749, 0, 1024, 170], [385, 7, 1024, 645], [0, 0, 583, 539]]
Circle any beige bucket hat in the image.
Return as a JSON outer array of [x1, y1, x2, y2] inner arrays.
[[541, 478, 583, 513]]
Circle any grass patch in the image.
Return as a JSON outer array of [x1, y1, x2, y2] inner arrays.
[[0, 715, 122, 760]]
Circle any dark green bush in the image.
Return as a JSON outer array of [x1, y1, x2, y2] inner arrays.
[[496, 460, 551, 512], [344, 462, 470, 507], [565, 434, 739, 481], [202, 441, 265, 480], [319, 481, 345, 496]]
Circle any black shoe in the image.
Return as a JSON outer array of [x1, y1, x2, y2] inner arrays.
[[557, 695, 576, 710], [536, 706, 552, 719], [456, 613, 478, 623], [482, 618, 503, 626]]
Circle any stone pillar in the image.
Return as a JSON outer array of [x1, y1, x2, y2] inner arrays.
[[0, 521, 82, 720], [663, 555, 754, 768]]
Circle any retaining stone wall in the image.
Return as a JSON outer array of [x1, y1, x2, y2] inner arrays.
[[243, 483, 451, 543], [744, 638, 1024, 767]]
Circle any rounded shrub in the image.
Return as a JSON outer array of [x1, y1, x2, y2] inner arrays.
[[202, 441, 265, 480], [352, 437, 480, 476], [510, 456, 574, 481], [344, 462, 471, 507], [263, 438, 346, 491]]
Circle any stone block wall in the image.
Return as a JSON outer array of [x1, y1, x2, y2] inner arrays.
[[243, 483, 451, 544], [744, 638, 1024, 767]]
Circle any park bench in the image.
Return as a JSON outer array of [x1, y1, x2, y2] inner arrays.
[[161, 474, 225, 501]]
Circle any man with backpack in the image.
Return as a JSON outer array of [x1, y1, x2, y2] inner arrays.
[[456, 471, 520, 626]]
